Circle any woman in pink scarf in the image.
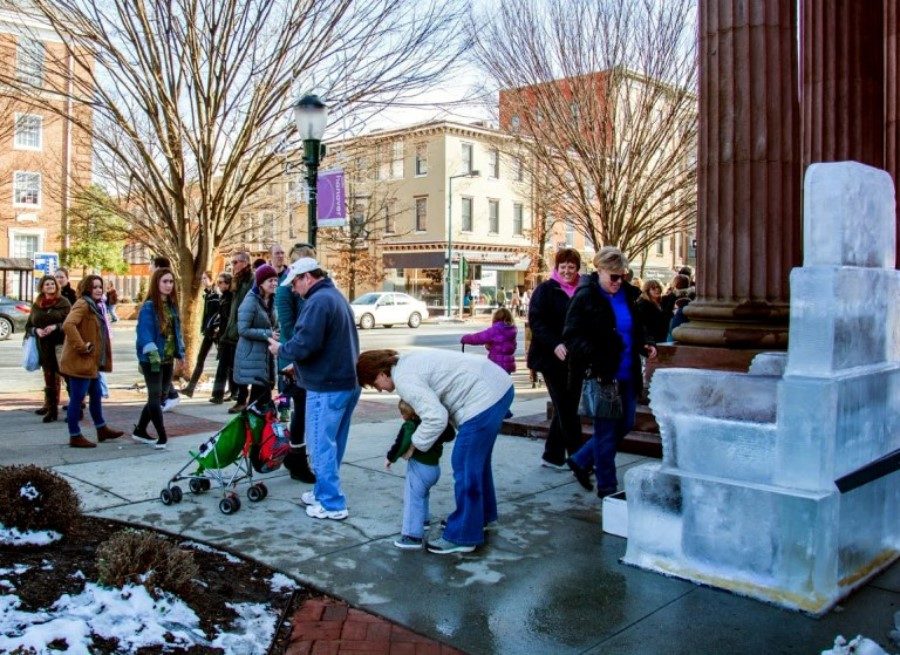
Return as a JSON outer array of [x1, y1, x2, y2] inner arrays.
[[525, 248, 584, 469]]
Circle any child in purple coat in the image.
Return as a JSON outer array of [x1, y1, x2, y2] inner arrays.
[[460, 308, 518, 374]]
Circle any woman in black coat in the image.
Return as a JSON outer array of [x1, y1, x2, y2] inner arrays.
[[563, 247, 657, 498], [26, 275, 71, 422], [526, 248, 584, 468]]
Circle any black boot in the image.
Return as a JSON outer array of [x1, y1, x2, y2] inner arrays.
[[35, 388, 51, 416]]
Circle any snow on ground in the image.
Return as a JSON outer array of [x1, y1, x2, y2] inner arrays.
[[0, 522, 62, 547], [180, 539, 243, 564], [269, 572, 297, 593], [0, 577, 277, 655]]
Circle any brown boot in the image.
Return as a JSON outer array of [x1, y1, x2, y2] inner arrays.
[[35, 388, 51, 415], [69, 435, 97, 448], [97, 425, 124, 442], [42, 385, 59, 423]]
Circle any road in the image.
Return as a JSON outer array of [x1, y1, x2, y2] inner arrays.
[[0, 320, 526, 394]]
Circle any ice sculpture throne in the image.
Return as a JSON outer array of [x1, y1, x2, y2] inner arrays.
[[623, 161, 899, 615]]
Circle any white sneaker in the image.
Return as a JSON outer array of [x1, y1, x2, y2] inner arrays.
[[162, 396, 180, 413], [300, 491, 316, 506], [305, 503, 348, 520], [131, 433, 155, 445]]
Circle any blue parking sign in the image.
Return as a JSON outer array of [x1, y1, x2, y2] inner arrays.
[[33, 252, 59, 275]]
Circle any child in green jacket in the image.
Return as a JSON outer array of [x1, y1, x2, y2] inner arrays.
[[386, 400, 454, 550]]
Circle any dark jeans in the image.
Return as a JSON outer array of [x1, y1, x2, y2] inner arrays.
[[187, 335, 215, 387], [248, 383, 272, 408], [67, 376, 105, 437], [212, 341, 238, 399], [138, 361, 174, 439], [571, 379, 638, 491], [541, 366, 584, 465], [289, 385, 307, 447]]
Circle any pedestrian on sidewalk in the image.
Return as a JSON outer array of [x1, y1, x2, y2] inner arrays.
[[132, 268, 185, 450], [527, 247, 584, 470], [208, 272, 235, 403], [234, 264, 279, 408], [26, 274, 71, 422], [105, 282, 119, 323], [219, 251, 253, 413], [460, 307, 517, 374], [268, 258, 360, 521], [59, 275, 124, 448], [54, 267, 77, 306], [387, 400, 455, 550], [357, 348, 514, 555], [563, 246, 656, 498], [148, 256, 183, 413], [274, 243, 317, 484], [182, 271, 220, 398]]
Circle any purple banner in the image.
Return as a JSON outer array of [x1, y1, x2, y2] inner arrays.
[[316, 169, 346, 227]]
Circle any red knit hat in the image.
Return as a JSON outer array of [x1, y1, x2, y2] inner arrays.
[[254, 264, 277, 288]]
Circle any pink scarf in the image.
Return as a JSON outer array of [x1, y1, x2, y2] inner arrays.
[[551, 269, 579, 297]]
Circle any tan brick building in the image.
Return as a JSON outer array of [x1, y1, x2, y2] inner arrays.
[[0, 5, 92, 298]]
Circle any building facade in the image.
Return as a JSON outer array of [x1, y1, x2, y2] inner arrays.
[[0, 5, 92, 297]]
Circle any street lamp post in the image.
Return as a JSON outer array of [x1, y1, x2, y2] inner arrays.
[[292, 94, 328, 249], [446, 170, 479, 318]]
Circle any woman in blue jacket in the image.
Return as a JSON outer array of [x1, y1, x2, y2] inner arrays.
[[132, 267, 185, 449]]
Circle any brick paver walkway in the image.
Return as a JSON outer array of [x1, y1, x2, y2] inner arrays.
[[286, 597, 465, 655]]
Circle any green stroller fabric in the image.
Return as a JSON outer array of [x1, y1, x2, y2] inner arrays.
[[192, 411, 266, 474]]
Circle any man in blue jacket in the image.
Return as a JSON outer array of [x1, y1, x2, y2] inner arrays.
[[268, 258, 360, 520]]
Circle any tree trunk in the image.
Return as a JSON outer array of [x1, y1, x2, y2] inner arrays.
[[177, 251, 208, 383]]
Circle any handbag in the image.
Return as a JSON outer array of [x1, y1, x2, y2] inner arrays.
[[22, 336, 40, 372], [580, 378, 623, 420]]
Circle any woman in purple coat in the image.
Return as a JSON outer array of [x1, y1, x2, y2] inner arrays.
[[460, 308, 517, 374]]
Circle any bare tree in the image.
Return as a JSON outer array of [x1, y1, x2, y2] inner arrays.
[[1, 0, 468, 365], [470, 0, 697, 264]]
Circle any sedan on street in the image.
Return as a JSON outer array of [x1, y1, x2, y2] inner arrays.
[[0, 296, 31, 340], [350, 292, 428, 329]]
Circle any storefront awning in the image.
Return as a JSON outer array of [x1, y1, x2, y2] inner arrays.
[[382, 252, 446, 269], [382, 251, 531, 270]]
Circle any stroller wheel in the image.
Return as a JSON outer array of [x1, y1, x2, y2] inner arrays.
[[189, 478, 205, 494], [247, 484, 265, 502], [160, 488, 173, 505], [219, 496, 237, 515], [201, 478, 212, 491], [170, 485, 183, 503], [258, 482, 268, 499]]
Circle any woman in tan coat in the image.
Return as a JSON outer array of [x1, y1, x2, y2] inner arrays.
[[59, 275, 123, 448]]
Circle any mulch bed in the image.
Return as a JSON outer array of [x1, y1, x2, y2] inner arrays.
[[2, 515, 312, 654]]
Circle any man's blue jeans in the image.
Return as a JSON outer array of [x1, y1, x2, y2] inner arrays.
[[443, 385, 515, 546], [305, 387, 361, 511], [402, 459, 440, 539], [67, 376, 106, 438], [571, 379, 637, 491]]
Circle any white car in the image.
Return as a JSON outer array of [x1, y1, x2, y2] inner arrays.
[[350, 292, 429, 329]]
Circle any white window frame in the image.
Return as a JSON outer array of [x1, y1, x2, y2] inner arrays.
[[488, 199, 499, 234], [461, 196, 473, 232], [515, 157, 525, 182], [13, 171, 42, 208], [461, 143, 474, 174], [390, 141, 404, 178], [414, 196, 427, 232], [8, 228, 45, 259], [14, 114, 43, 151], [16, 38, 44, 87], [513, 203, 524, 236], [488, 149, 500, 179], [415, 143, 428, 176], [384, 201, 395, 234]]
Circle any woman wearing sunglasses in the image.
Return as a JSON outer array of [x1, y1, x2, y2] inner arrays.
[[562, 246, 657, 499]]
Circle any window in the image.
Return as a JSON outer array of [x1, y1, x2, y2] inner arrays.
[[384, 202, 395, 234], [351, 203, 365, 238], [510, 115, 520, 131], [415, 197, 427, 231], [515, 157, 525, 182], [461, 197, 473, 231], [565, 218, 575, 246], [488, 199, 499, 234], [656, 238, 664, 255], [12, 233, 39, 259], [261, 212, 275, 243], [488, 149, 499, 178], [415, 143, 428, 176], [513, 203, 524, 235], [461, 143, 474, 174], [16, 38, 44, 87], [390, 141, 404, 178], [13, 171, 41, 206], [14, 114, 42, 150]]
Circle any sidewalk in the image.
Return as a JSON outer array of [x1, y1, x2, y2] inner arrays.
[[1, 386, 897, 654]]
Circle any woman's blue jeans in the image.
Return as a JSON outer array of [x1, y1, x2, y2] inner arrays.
[[66, 376, 105, 437], [442, 385, 515, 546], [571, 379, 637, 491]]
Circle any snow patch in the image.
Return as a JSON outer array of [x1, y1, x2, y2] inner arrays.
[[0, 522, 62, 547], [19, 482, 41, 501], [269, 573, 297, 593], [180, 539, 242, 564], [821, 635, 889, 655], [211, 602, 277, 654]]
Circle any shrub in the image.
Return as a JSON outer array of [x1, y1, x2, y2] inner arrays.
[[0, 465, 81, 536], [97, 529, 198, 596]]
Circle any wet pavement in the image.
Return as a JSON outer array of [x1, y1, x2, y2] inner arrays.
[[1, 384, 898, 654]]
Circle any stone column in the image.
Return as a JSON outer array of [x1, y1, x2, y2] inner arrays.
[[885, 0, 900, 267], [675, 0, 801, 349], [801, 0, 884, 170]]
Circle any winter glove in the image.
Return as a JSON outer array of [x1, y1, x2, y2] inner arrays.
[[147, 349, 161, 373]]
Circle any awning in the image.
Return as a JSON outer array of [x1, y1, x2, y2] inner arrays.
[[382, 252, 446, 269], [483, 256, 531, 271], [382, 251, 531, 270], [0, 258, 36, 271]]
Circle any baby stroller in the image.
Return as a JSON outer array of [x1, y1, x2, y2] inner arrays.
[[159, 397, 292, 515]]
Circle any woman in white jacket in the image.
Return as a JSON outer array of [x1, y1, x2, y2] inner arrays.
[[357, 348, 514, 554]]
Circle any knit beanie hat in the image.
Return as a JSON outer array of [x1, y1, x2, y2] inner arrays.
[[254, 264, 277, 288]]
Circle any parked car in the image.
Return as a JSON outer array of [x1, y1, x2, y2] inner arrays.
[[0, 296, 31, 340], [350, 292, 428, 329]]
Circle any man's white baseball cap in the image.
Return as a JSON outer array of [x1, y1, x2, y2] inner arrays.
[[281, 257, 321, 286]]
